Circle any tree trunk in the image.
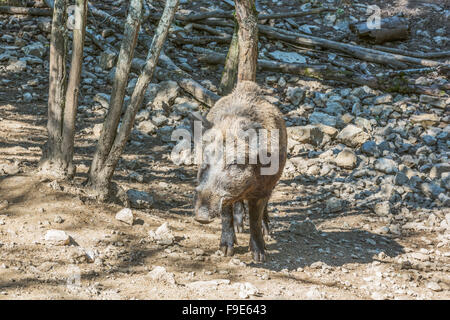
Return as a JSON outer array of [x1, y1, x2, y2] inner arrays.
[[219, 21, 239, 95], [87, 0, 179, 198], [60, 0, 87, 178], [235, 0, 258, 82], [39, 0, 68, 178], [88, 0, 143, 195]]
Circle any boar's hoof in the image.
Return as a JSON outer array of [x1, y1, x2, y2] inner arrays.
[[252, 250, 266, 263], [234, 221, 244, 233], [195, 217, 214, 224], [262, 221, 270, 236], [220, 245, 234, 256], [194, 207, 214, 224]]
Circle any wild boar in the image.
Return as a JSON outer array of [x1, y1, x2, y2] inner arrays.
[[193, 81, 287, 262]]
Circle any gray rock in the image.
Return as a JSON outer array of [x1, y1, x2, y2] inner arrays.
[[422, 135, 437, 146], [44, 230, 70, 245], [21, 42, 46, 58], [287, 125, 323, 146], [325, 197, 344, 213], [147, 80, 180, 109], [148, 222, 174, 245], [420, 182, 444, 199], [23, 92, 32, 102], [419, 94, 446, 109], [269, 50, 306, 64], [148, 266, 176, 285], [126, 189, 154, 209], [373, 94, 393, 105], [137, 120, 157, 135], [6, 60, 26, 72], [324, 101, 345, 115], [289, 219, 317, 235], [334, 148, 357, 169], [336, 124, 370, 147], [429, 163, 450, 179], [92, 93, 110, 109], [361, 140, 378, 156], [309, 112, 337, 127], [426, 281, 442, 292], [374, 158, 398, 174], [92, 123, 103, 139], [374, 201, 390, 216], [286, 87, 305, 106], [99, 49, 117, 70], [115, 208, 134, 225], [394, 172, 409, 186]]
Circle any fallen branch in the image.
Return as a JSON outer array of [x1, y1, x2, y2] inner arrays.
[[158, 53, 220, 106], [191, 23, 229, 37], [350, 16, 409, 44], [258, 8, 332, 20], [0, 6, 52, 16], [373, 45, 450, 60], [258, 24, 449, 69], [148, 7, 332, 23], [198, 52, 447, 96], [173, 35, 232, 45]]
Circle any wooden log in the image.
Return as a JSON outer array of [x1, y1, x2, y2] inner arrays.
[[174, 35, 232, 45], [350, 16, 409, 44], [258, 24, 449, 69], [198, 52, 447, 96], [373, 45, 450, 59], [0, 6, 52, 15]]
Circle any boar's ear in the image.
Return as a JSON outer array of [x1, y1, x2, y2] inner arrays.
[[188, 111, 212, 133]]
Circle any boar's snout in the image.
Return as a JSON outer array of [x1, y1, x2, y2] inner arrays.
[[194, 206, 214, 224]]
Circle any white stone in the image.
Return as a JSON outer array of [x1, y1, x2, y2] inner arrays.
[[44, 230, 70, 245], [115, 208, 134, 225]]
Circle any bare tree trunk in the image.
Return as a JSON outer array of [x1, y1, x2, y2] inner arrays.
[[88, 0, 143, 194], [61, 0, 87, 178], [88, 0, 179, 198], [235, 0, 258, 82], [39, 0, 68, 178], [219, 21, 239, 95]]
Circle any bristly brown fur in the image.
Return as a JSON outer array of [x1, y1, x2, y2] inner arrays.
[[205, 81, 287, 200]]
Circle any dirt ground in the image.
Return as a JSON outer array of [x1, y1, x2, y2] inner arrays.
[[0, 0, 449, 300], [0, 100, 448, 300]]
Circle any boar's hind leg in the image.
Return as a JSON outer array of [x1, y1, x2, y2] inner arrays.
[[262, 203, 270, 237], [233, 201, 245, 233], [220, 204, 236, 256], [248, 197, 269, 262]]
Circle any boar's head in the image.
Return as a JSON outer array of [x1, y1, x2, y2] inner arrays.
[[193, 116, 261, 224]]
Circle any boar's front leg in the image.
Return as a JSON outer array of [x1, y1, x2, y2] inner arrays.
[[220, 204, 237, 256], [248, 197, 269, 262], [233, 201, 245, 233]]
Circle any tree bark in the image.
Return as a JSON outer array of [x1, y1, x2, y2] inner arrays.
[[235, 0, 258, 82], [88, 0, 143, 194], [219, 21, 239, 95], [39, 0, 68, 178], [61, 0, 87, 178], [88, 0, 179, 197]]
